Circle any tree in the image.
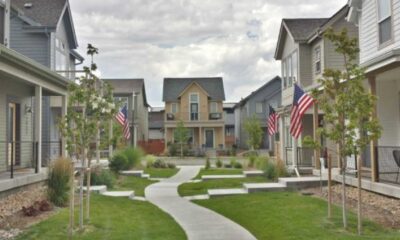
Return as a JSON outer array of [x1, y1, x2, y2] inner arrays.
[[244, 114, 263, 150], [310, 28, 381, 234], [174, 121, 189, 158], [59, 44, 117, 233]]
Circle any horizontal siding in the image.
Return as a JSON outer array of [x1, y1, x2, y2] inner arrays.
[[10, 14, 50, 67], [0, 6, 4, 44], [300, 43, 314, 87]]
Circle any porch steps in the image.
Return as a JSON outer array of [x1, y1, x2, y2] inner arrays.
[[244, 183, 286, 193], [202, 174, 245, 181], [208, 188, 248, 198], [102, 191, 135, 200], [120, 170, 144, 177], [279, 176, 327, 189], [243, 170, 264, 177], [81, 185, 107, 194], [184, 194, 210, 201]]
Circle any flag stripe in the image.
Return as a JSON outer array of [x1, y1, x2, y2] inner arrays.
[[115, 105, 131, 140], [290, 84, 314, 139], [267, 105, 279, 136]]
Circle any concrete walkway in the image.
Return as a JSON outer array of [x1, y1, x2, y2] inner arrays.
[[145, 166, 256, 240]]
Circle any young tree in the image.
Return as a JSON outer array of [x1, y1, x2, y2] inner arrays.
[[310, 28, 381, 233], [174, 120, 189, 158], [59, 44, 117, 233], [244, 114, 263, 150]]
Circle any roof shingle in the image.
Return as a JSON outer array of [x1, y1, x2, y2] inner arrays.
[[283, 18, 328, 41], [12, 0, 66, 27]]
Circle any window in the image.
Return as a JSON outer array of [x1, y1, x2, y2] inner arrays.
[[255, 102, 263, 113], [287, 56, 292, 86], [209, 102, 218, 113], [171, 103, 178, 113], [292, 51, 298, 83], [55, 38, 68, 77], [190, 93, 199, 103], [282, 60, 287, 88], [282, 51, 297, 89], [314, 46, 321, 74], [378, 0, 392, 45], [189, 93, 199, 121], [226, 127, 234, 136]]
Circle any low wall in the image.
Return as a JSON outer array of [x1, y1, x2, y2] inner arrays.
[[138, 140, 165, 155]]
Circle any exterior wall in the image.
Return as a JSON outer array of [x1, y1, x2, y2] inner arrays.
[[358, 0, 400, 65], [55, 15, 76, 77], [10, 15, 50, 67], [134, 90, 149, 141], [310, 40, 324, 84], [234, 107, 241, 143], [299, 44, 313, 87], [281, 33, 299, 106], [0, 79, 34, 172], [0, 6, 4, 44]]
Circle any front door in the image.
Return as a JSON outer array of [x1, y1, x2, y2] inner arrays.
[[205, 129, 214, 148], [7, 102, 20, 168]]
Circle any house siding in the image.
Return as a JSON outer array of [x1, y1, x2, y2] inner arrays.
[[281, 33, 299, 106], [299, 43, 313, 87], [0, 6, 4, 44]]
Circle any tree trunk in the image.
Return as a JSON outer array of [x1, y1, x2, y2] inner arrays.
[[357, 155, 362, 235], [180, 143, 183, 159], [341, 155, 348, 229], [86, 153, 91, 221], [328, 153, 332, 219], [69, 161, 75, 238], [79, 158, 84, 231]]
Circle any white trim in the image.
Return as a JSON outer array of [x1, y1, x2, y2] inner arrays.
[[204, 128, 215, 149]]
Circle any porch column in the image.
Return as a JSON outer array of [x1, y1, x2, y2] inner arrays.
[[61, 95, 67, 158], [292, 136, 297, 169], [199, 127, 203, 148], [222, 125, 226, 149], [35, 86, 42, 173], [313, 103, 321, 169], [109, 120, 113, 158], [133, 125, 138, 147], [369, 75, 379, 182], [279, 116, 285, 162]]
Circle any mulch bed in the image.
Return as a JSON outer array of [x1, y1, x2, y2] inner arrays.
[[302, 184, 400, 229]]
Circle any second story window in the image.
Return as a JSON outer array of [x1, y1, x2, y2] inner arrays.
[[314, 46, 321, 74], [282, 60, 287, 88], [189, 93, 199, 121], [282, 51, 297, 89], [171, 103, 178, 113], [378, 0, 392, 45], [56, 38, 68, 77], [209, 102, 218, 113], [255, 102, 263, 114]]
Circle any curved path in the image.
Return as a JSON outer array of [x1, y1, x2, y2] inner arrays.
[[145, 166, 256, 240]]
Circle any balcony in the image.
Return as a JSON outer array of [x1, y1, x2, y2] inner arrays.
[[165, 112, 224, 122]]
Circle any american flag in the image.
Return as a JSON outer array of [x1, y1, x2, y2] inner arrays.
[[290, 84, 314, 139], [267, 105, 279, 136], [115, 105, 131, 140]]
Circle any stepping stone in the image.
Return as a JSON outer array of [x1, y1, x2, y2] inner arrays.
[[186, 179, 202, 183], [141, 174, 150, 179], [120, 170, 143, 177], [243, 183, 286, 193], [243, 170, 264, 177], [208, 188, 248, 198], [81, 185, 107, 194], [131, 196, 147, 201], [102, 191, 135, 199], [184, 195, 209, 200], [202, 175, 245, 181], [278, 176, 327, 189]]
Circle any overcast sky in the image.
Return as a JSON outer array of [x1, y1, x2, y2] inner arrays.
[[69, 0, 347, 107]]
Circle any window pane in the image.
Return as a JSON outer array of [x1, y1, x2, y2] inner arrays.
[[378, 0, 391, 20], [256, 102, 263, 113], [292, 52, 297, 83], [190, 94, 198, 102], [282, 60, 287, 88], [379, 17, 392, 44], [287, 57, 292, 86], [209, 102, 217, 113], [315, 47, 321, 74]]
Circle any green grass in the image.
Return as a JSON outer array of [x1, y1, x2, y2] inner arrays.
[[194, 168, 243, 179], [194, 192, 400, 240], [144, 168, 179, 178], [112, 175, 156, 197], [17, 194, 186, 240], [178, 176, 267, 196]]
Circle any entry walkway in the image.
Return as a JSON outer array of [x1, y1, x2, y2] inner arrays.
[[145, 166, 256, 240]]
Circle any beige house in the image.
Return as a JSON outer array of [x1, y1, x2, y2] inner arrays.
[[163, 78, 225, 151]]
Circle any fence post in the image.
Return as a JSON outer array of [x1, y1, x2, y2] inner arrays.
[[10, 142, 14, 179], [35, 142, 39, 173]]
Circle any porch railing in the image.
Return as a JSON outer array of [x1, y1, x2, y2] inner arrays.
[[376, 146, 400, 185], [0, 140, 62, 179], [285, 147, 315, 167]]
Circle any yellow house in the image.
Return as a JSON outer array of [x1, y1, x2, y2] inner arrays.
[[163, 78, 225, 150]]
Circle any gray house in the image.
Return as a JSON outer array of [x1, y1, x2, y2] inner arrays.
[[234, 76, 282, 150], [1, 0, 83, 163], [104, 79, 150, 146], [149, 107, 164, 140], [223, 103, 236, 148]]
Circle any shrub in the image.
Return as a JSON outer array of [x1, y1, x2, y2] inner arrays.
[[276, 159, 289, 177], [120, 147, 143, 169], [234, 162, 243, 169], [22, 206, 39, 217], [230, 158, 237, 168], [205, 158, 211, 169], [109, 153, 128, 173], [36, 200, 52, 212], [146, 155, 156, 168], [264, 161, 278, 180], [216, 158, 223, 168], [255, 156, 269, 170], [169, 144, 178, 156], [152, 159, 167, 168], [224, 163, 232, 168], [167, 162, 176, 169], [85, 167, 114, 188], [48, 157, 72, 207], [248, 154, 257, 168]]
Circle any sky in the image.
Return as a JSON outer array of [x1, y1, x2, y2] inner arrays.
[[69, 0, 348, 107]]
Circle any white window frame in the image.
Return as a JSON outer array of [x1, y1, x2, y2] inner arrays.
[[377, 0, 393, 46], [255, 102, 263, 114], [189, 93, 199, 121], [314, 46, 321, 75]]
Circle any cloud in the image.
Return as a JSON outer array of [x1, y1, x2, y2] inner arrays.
[[69, 0, 348, 106]]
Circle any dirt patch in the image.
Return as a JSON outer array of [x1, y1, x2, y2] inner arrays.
[[302, 184, 400, 229]]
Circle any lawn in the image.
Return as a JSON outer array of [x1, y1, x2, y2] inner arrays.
[[17, 194, 186, 240], [112, 175, 157, 197], [193, 168, 244, 179], [178, 176, 267, 196], [144, 168, 180, 178], [194, 192, 400, 240]]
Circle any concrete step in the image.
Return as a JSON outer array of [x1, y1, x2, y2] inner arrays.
[[208, 188, 248, 198], [120, 170, 143, 177], [202, 175, 245, 181], [243, 183, 286, 193], [101, 191, 135, 199], [278, 176, 327, 189], [184, 195, 210, 201], [81, 185, 107, 194], [243, 170, 264, 177], [141, 174, 150, 179]]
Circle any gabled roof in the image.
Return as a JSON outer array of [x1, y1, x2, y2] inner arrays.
[[104, 78, 150, 107], [163, 77, 225, 102], [235, 76, 281, 108]]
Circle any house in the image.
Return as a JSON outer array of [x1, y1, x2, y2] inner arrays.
[[348, 0, 400, 187], [223, 103, 236, 148], [1, 0, 83, 163], [274, 5, 358, 170], [163, 77, 225, 151], [104, 79, 150, 147], [149, 107, 164, 140], [234, 76, 282, 151]]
